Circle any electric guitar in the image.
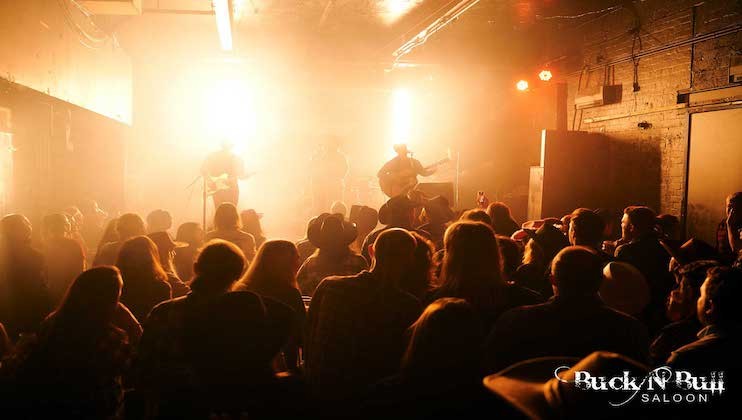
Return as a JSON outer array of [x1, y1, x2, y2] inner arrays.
[[205, 172, 256, 196], [379, 157, 450, 198]]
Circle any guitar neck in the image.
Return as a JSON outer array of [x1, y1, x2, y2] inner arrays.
[[424, 158, 450, 171]]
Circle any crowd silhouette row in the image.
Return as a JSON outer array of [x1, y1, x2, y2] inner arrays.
[[0, 192, 740, 419]]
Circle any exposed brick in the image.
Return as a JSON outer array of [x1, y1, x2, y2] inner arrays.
[[560, 0, 742, 216]]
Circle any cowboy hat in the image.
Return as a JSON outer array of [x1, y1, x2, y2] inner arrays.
[[484, 351, 650, 420], [600, 262, 650, 317], [307, 213, 358, 249]]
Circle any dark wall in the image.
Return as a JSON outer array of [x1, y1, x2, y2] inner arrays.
[[0, 79, 127, 224]]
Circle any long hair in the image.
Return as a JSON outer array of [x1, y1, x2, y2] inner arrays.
[[437, 222, 505, 313], [400, 231, 436, 298], [116, 236, 168, 290], [240, 240, 299, 293], [214, 203, 241, 231], [45, 266, 123, 341], [487, 202, 519, 236], [98, 217, 119, 252], [522, 238, 545, 266], [51, 266, 122, 326], [401, 298, 484, 379]]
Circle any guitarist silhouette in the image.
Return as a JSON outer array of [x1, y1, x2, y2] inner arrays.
[[201, 141, 246, 208], [378, 144, 442, 198]]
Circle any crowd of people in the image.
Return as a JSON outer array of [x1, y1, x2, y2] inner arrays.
[[0, 192, 741, 419]]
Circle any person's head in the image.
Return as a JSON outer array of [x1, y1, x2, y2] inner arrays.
[[308, 213, 357, 255], [569, 208, 606, 248], [240, 209, 263, 236], [370, 228, 417, 284], [523, 223, 570, 266], [148, 231, 186, 272], [595, 208, 621, 239], [399, 231, 435, 298], [667, 260, 718, 322], [175, 222, 204, 247], [330, 201, 347, 219], [241, 240, 300, 292], [146, 209, 173, 233], [487, 202, 514, 226], [439, 222, 504, 309], [53, 266, 123, 328], [421, 196, 454, 225], [497, 235, 522, 279], [621, 206, 656, 240], [350, 205, 378, 239], [393, 143, 410, 158], [64, 206, 84, 227], [402, 298, 484, 379], [214, 203, 241, 231], [42, 213, 71, 240], [378, 195, 417, 228], [0, 214, 32, 244], [655, 214, 680, 240], [600, 262, 650, 317], [460, 209, 492, 225], [116, 213, 146, 241], [726, 192, 742, 215], [559, 215, 571, 234], [697, 266, 742, 328], [190, 240, 246, 295], [484, 351, 649, 420], [550, 246, 604, 298], [115, 235, 168, 287], [78, 199, 100, 216]]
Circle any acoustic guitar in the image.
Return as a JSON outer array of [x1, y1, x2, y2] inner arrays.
[[378, 157, 450, 198]]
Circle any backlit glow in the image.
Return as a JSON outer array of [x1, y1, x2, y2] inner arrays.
[[202, 78, 256, 154], [380, 0, 422, 24], [390, 88, 413, 158], [516, 80, 529, 91], [214, 0, 233, 51], [539, 70, 553, 81]]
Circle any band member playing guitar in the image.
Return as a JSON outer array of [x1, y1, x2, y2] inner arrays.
[[201, 141, 247, 208], [378, 144, 448, 198]]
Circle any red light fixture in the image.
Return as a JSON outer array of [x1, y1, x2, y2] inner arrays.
[[516, 80, 529, 91], [539, 70, 553, 81]]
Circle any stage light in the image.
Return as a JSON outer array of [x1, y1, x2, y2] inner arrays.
[[202, 78, 256, 154], [539, 70, 553, 81], [390, 88, 413, 157], [516, 80, 529, 91], [381, 0, 421, 24], [214, 0, 233, 51]]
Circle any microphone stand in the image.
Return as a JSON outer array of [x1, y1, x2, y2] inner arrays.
[[185, 174, 207, 230]]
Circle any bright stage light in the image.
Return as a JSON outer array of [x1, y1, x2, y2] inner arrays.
[[202, 78, 256, 154], [381, 0, 422, 24], [539, 70, 553, 81], [390, 88, 413, 158], [214, 0, 233, 51], [516, 80, 529, 91]]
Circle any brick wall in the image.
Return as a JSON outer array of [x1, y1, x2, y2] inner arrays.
[[561, 0, 741, 217]]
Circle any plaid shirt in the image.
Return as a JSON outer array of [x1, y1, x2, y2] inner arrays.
[[304, 271, 421, 399], [1, 322, 131, 417], [296, 253, 368, 296]]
